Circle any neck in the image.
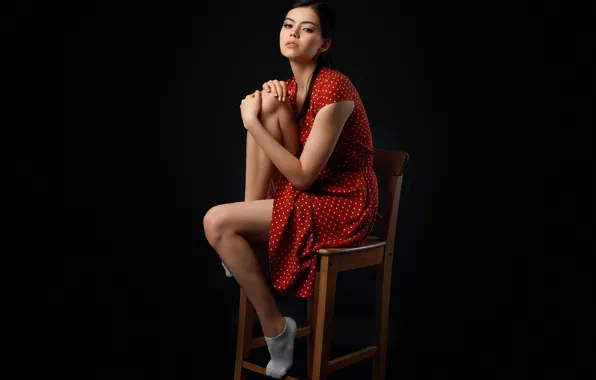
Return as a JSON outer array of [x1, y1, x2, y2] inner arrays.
[[289, 59, 320, 93]]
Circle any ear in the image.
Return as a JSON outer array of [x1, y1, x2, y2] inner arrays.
[[320, 39, 332, 52]]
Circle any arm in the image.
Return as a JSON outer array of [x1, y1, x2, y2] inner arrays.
[[294, 100, 354, 190]]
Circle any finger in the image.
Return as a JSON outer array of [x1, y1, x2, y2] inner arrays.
[[276, 80, 284, 101], [268, 80, 278, 96], [264, 81, 273, 95], [272, 80, 283, 101], [280, 80, 287, 101]]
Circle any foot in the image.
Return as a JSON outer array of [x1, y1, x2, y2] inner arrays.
[[222, 262, 233, 278], [265, 317, 297, 379]]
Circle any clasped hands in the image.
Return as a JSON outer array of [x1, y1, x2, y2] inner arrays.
[[240, 79, 289, 130]]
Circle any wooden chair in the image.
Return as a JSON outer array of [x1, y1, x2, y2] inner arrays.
[[234, 149, 409, 379]]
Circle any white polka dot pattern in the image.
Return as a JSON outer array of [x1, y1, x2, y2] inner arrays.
[[267, 67, 379, 298]]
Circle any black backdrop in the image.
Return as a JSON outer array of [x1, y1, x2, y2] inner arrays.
[[9, 1, 592, 379]]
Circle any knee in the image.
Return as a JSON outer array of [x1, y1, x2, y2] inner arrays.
[[259, 92, 296, 139], [260, 90, 284, 116], [203, 205, 229, 247]]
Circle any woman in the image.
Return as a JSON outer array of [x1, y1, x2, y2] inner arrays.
[[203, 1, 378, 378]]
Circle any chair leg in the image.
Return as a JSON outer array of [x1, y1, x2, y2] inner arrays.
[[372, 253, 394, 380], [307, 275, 320, 378], [234, 287, 255, 380], [311, 256, 337, 380]]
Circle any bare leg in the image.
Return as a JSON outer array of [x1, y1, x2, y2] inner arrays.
[[204, 200, 297, 378], [219, 230, 286, 337], [245, 94, 298, 202], [211, 92, 298, 334], [223, 95, 290, 277], [245, 132, 279, 202], [245, 131, 268, 201], [222, 133, 270, 276]]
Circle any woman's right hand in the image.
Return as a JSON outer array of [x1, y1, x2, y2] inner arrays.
[[262, 80, 288, 102]]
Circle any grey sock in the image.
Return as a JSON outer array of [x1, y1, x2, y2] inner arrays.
[[265, 317, 297, 379]]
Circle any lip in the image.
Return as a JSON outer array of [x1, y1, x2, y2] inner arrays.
[[285, 42, 299, 48]]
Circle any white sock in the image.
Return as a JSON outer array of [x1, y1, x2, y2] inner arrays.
[[222, 262, 233, 278], [265, 317, 297, 379]]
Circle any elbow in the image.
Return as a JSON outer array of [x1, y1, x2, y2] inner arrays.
[[291, 180, 307, 191], [291, 163, 314, 191], [292, 176, 314, 191]]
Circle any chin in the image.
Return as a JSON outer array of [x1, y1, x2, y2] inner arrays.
[[281, 50, 300, 59]]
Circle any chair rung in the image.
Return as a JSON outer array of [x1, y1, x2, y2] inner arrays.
[[318, 240, 386, 255], [242, 361, 301, 380], [328, 345, 378, 373], [251, 326, 311, 349]]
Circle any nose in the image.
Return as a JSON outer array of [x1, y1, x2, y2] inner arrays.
[[290, 30, 298, 38]]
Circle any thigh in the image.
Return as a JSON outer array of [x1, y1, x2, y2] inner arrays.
[[207, 199, 274, 248]]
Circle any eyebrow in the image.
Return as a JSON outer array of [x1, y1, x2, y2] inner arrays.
[[284, 17, 317, 27]]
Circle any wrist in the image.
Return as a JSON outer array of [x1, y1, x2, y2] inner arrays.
[[244, 117, 261, 130]]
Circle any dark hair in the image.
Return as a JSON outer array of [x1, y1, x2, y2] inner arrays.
[[287, 0, 336, 124]]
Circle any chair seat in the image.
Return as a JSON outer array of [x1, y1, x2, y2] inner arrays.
[[317, 236, 386, 255]]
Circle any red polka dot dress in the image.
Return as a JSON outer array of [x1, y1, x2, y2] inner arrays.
[[268, 66, 379, 298]]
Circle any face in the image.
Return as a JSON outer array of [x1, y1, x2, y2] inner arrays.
[[279, 7, 330, 63]]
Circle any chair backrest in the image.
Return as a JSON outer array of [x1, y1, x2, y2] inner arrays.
[[373, 149, 409, 254]]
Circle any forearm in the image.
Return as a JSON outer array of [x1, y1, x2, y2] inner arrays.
[[246, 119, 304, 189]]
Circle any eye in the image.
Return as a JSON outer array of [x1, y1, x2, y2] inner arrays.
[[303, 28, 313, 33], [283, 24, 293, 28]]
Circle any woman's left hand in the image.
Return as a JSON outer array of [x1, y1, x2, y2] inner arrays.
[[240, 90, 261, 129]]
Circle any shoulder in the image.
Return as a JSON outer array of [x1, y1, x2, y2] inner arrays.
[[312, 67, 358, 105], [309, 67, 358, 115], [315, 67, 358, 100], [316, 67, 353, 88]]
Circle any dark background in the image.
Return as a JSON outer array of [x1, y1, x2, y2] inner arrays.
[[9, 0, 592, 379]]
